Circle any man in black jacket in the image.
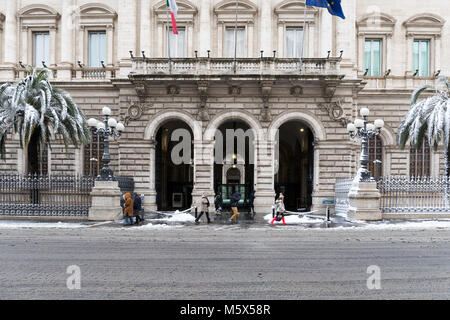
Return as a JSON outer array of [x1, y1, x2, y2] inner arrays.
[[133, 193, 144, 225]]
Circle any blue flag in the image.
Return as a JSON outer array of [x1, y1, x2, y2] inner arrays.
[[306, 0, 346, 20]]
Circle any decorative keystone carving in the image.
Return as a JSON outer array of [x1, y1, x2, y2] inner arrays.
[[290, 86, 303, 97], [167, 85, 180, 95], [134, 81, 147, 100], [260, 81, 273, 121], [318, 99, 349, 127], [228, 86, 241, 95], [323, 81, 338, 102], [197, 80, 209, 121]]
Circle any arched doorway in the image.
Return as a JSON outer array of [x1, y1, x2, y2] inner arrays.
[[275, 121, 314, 211], [214, 120, 255, 209], [155, 120, 194, 211]]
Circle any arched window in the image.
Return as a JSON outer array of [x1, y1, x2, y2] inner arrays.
[[83, 135, 104, 177], [368, 135, 383, 180], [410, 139, 431, 177]]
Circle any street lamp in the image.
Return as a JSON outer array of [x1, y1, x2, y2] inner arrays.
[[347, 107, 384, 182], [87, 107, 125, 181]]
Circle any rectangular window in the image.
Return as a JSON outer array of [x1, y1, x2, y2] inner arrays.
[[414, 40, 430, 77], [33, 32, 50, 68], [88, 31, 106, 68], [225, 27, 246, 58], [168, 27, 186, 58], [285, 27, 303, 58], [364, 39, 382, 76]]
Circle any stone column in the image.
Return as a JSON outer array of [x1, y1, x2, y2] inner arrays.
[[58, 0, 74, 80], [254, 139, 276, 218], [260, 0, 272, 55], [118, 0, 137, 76], [199, 0, 211, 56], [140, 0, 152, 57], [320, 9, 333, 57], [49, 28, 57, 68], [146, 141, 158, 211], [192, 140, 215, 210], [0, 0, 17, 79], [106, 25, 114, 66], [247, 24, 254, 58], [277, 23, 284, 57]]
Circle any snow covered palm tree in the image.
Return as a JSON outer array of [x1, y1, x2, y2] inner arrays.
[[0, 68, 90, 173], [398, 77, 450, 176]]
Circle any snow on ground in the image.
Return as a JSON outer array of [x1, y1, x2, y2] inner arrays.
[[152, 211, 196, 223], [263, 213, 323, 224], [348, 219, 450, 230], [0, 220, 86, 229]]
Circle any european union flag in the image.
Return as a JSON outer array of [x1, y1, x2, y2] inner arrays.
[[306, 0, 346, 20]]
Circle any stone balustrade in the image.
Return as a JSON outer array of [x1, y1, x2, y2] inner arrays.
[[130, 57, 343, 78]]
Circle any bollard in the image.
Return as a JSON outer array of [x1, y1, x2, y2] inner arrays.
[[326, 206, 331, 222], [195, 207, 198, 219], [272, 207, 275, 219]]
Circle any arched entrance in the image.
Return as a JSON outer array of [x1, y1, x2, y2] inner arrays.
[[275, 121, 314, 211], [155, 120, 194, 211], [214, 120, 255, 209]]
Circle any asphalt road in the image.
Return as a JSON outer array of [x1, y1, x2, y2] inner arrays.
[[1, 224, 450, 300]]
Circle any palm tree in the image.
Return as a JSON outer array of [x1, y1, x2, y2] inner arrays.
[[398, 77, 450, 176], [0, 67, 91, 174]]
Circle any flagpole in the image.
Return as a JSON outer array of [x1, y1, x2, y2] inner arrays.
[[300, 2, 307, 73], [166, 4, 172, 74], [234, 0, 238, 74]]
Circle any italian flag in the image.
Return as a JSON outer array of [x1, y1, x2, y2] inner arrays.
[[167, 0, 178, 35]]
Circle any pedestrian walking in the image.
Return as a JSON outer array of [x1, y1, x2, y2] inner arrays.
[[247, 189, 255, 219], [123, 192, 134, 225], [229, 190, 241, 224], [271, 193, 288, 225], [215, 191, 223, 215], [133, 193, 144, 225], [195, 193, 211, 224]]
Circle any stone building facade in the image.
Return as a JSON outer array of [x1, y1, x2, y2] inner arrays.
[[0, 0, 449, 213]]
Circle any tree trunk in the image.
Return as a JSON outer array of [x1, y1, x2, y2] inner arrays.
[[27, 127, 41, 175]]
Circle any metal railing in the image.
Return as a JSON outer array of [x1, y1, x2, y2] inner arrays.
[[334, 178, 353, 215], [0, 174, 135, 217], [377, 176, 450, 213]]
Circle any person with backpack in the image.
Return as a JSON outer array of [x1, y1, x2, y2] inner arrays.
[[195, 193, 211, 224]]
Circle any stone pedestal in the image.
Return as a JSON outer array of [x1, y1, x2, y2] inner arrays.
[[88, 180, 123, 221], [347, 179, 382, 221], [254, 190, 276, 217]]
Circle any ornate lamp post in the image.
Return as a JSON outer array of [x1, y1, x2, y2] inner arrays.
[[346, 107, 384, 182], [87, 107, 125, 181]]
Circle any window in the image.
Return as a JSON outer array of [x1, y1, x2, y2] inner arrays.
[[84, 135, 105, 177], [364, 39, 382, 76], [168, 27, 186, 58], [88, 31, 106, 67], [33, 32, 50, 68], [368, 136, 383, 180], [225, 27, 246, 58], [285, 28, 303, 58], [413, 40, 430, 77], [410, 139, 431, 177]]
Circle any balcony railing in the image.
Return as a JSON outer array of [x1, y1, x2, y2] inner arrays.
[[130, 57, 342, 78], [14, 67, 117, 81]]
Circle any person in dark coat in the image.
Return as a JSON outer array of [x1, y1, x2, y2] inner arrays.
[[215, 192, 223, 214], [230, 190, 241, 223], [133, 193, 144, 225], [247, 189, 255, 219]]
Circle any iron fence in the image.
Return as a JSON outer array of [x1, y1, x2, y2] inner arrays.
[[334, 178, 353, 215], [378, 176, 450, 213], [0, 174, 135, 217]]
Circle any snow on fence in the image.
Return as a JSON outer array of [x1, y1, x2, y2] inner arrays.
[[377, 176, 450, 214], [334, 178, 353, 215]]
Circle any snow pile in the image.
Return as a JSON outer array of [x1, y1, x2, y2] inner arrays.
[[358, 219, 450, 230], [153, 211, 196, 223], [135, 224, 184, 230], [0, 220, 86, 229], [263, 213, 323, 225]]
